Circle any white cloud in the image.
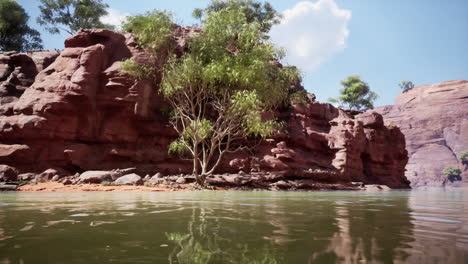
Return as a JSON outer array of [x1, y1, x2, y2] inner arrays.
[[270, 0, 351, 72], [101, 8, 129, 29]]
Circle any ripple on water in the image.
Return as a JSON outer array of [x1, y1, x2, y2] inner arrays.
[[44, 220, 80, 227], [149, 207, 191, 214], [90, 221, 117, 227], [412, 215, 462, 223], [19, 224, 34, 232], [70, 213, 90, 217]]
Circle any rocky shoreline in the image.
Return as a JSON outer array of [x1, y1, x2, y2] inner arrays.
[[0, 166, 392, 192]]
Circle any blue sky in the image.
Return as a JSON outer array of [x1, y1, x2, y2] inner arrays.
[[18, 0, 468, 106]]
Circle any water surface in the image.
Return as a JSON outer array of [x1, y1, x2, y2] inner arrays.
[[0, 189, 467, 263]]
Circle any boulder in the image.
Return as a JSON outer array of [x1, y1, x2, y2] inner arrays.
[[153, 173, 163, 178], [62, 179, 73, 185], [18, 173, 35, 181], [176, 177, 186, 184], [37, 168, 61, 181], [148, 175, 164, 185], [114, 173, 143, 185], [79, 171, 113, 184], [0, 165, 18, 182]]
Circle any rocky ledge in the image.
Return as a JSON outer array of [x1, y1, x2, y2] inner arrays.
[[375, 80, 468, 187], [3, 167, 388, 192], [0, 28, 410, 190]]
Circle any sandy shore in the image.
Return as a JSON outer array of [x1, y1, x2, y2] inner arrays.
[[16, 182, 197, 192], [9, 181, 379, 192]]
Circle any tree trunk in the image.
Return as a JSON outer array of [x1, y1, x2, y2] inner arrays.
[[193, 144, 205, 186]]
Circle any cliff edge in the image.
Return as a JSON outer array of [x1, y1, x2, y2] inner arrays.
[[375, 80, 468, 187]]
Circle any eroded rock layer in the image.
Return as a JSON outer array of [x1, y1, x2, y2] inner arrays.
[[0, 50, 60, 107], [375, 80, 468, 187], [0, 29, 409, 188]]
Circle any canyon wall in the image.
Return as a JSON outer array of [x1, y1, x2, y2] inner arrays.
[[375, 80, 468, 187], [0, 29, 409, 188]]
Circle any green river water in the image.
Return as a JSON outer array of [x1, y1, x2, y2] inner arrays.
[[0, 189, 467, 263]]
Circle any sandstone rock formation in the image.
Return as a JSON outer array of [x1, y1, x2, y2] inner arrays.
[[0, 51, 59, 107], [375, 80, 468, 187], [0, 29, 409, 188]]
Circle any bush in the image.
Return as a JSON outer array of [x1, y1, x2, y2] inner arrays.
[[442, 166, 462, 182], [399, 81, 415, 92], [459, 150, 468, 163]]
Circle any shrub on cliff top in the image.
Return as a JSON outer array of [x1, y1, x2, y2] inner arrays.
[[328, 75, 378, 111], [122, 10, 174, 54], [399, 81, 415, 92], [193, 0, 281, 34], [121, 1, 299, 186]]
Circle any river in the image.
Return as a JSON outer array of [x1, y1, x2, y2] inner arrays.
[[0, 188, 467, 263]]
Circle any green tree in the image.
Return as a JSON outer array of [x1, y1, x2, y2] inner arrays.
[[399, 81, 414, 92], [0, 0, 42, 52], [193, 0, 281, 34], [442, 165, 462, 182], [328, 76, 378, 110], [122, 6, 298, 186], [37, 0, 113, 35]]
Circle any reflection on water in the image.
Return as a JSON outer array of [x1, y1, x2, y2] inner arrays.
[[0, 189, 467, 263], [405, 189, 468, 263]]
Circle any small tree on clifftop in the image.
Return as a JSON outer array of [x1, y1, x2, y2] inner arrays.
[[399, 81, 415, 92], [328, 76, 378, 110], [37, 0, 113, 35], [193, 0, 281, 34], [121, 2, 299, 186]]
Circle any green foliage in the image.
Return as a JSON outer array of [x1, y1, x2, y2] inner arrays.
[[168, 119, 215, 156], [122, 3, 298, 184], [459, 150, 468, 163], [443, 165, 462, 182], [328, 75, 378, 110], [120, 59, 155, 80], [193, 0, 281, 34], [443, 166, 461, 176], [0, 0, 42, 51], [176, 6, 296, 107], [289, 89, 308, 105], [230, 90, 278, 138], [399, 81, 415, 92], [122, 10, 174, 53], [168, 139, 190, 155], [37, 0, 113, 35]]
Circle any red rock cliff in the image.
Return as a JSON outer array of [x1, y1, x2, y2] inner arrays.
[[0, 29, 410, 188], [375, 80, 468, 187]]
